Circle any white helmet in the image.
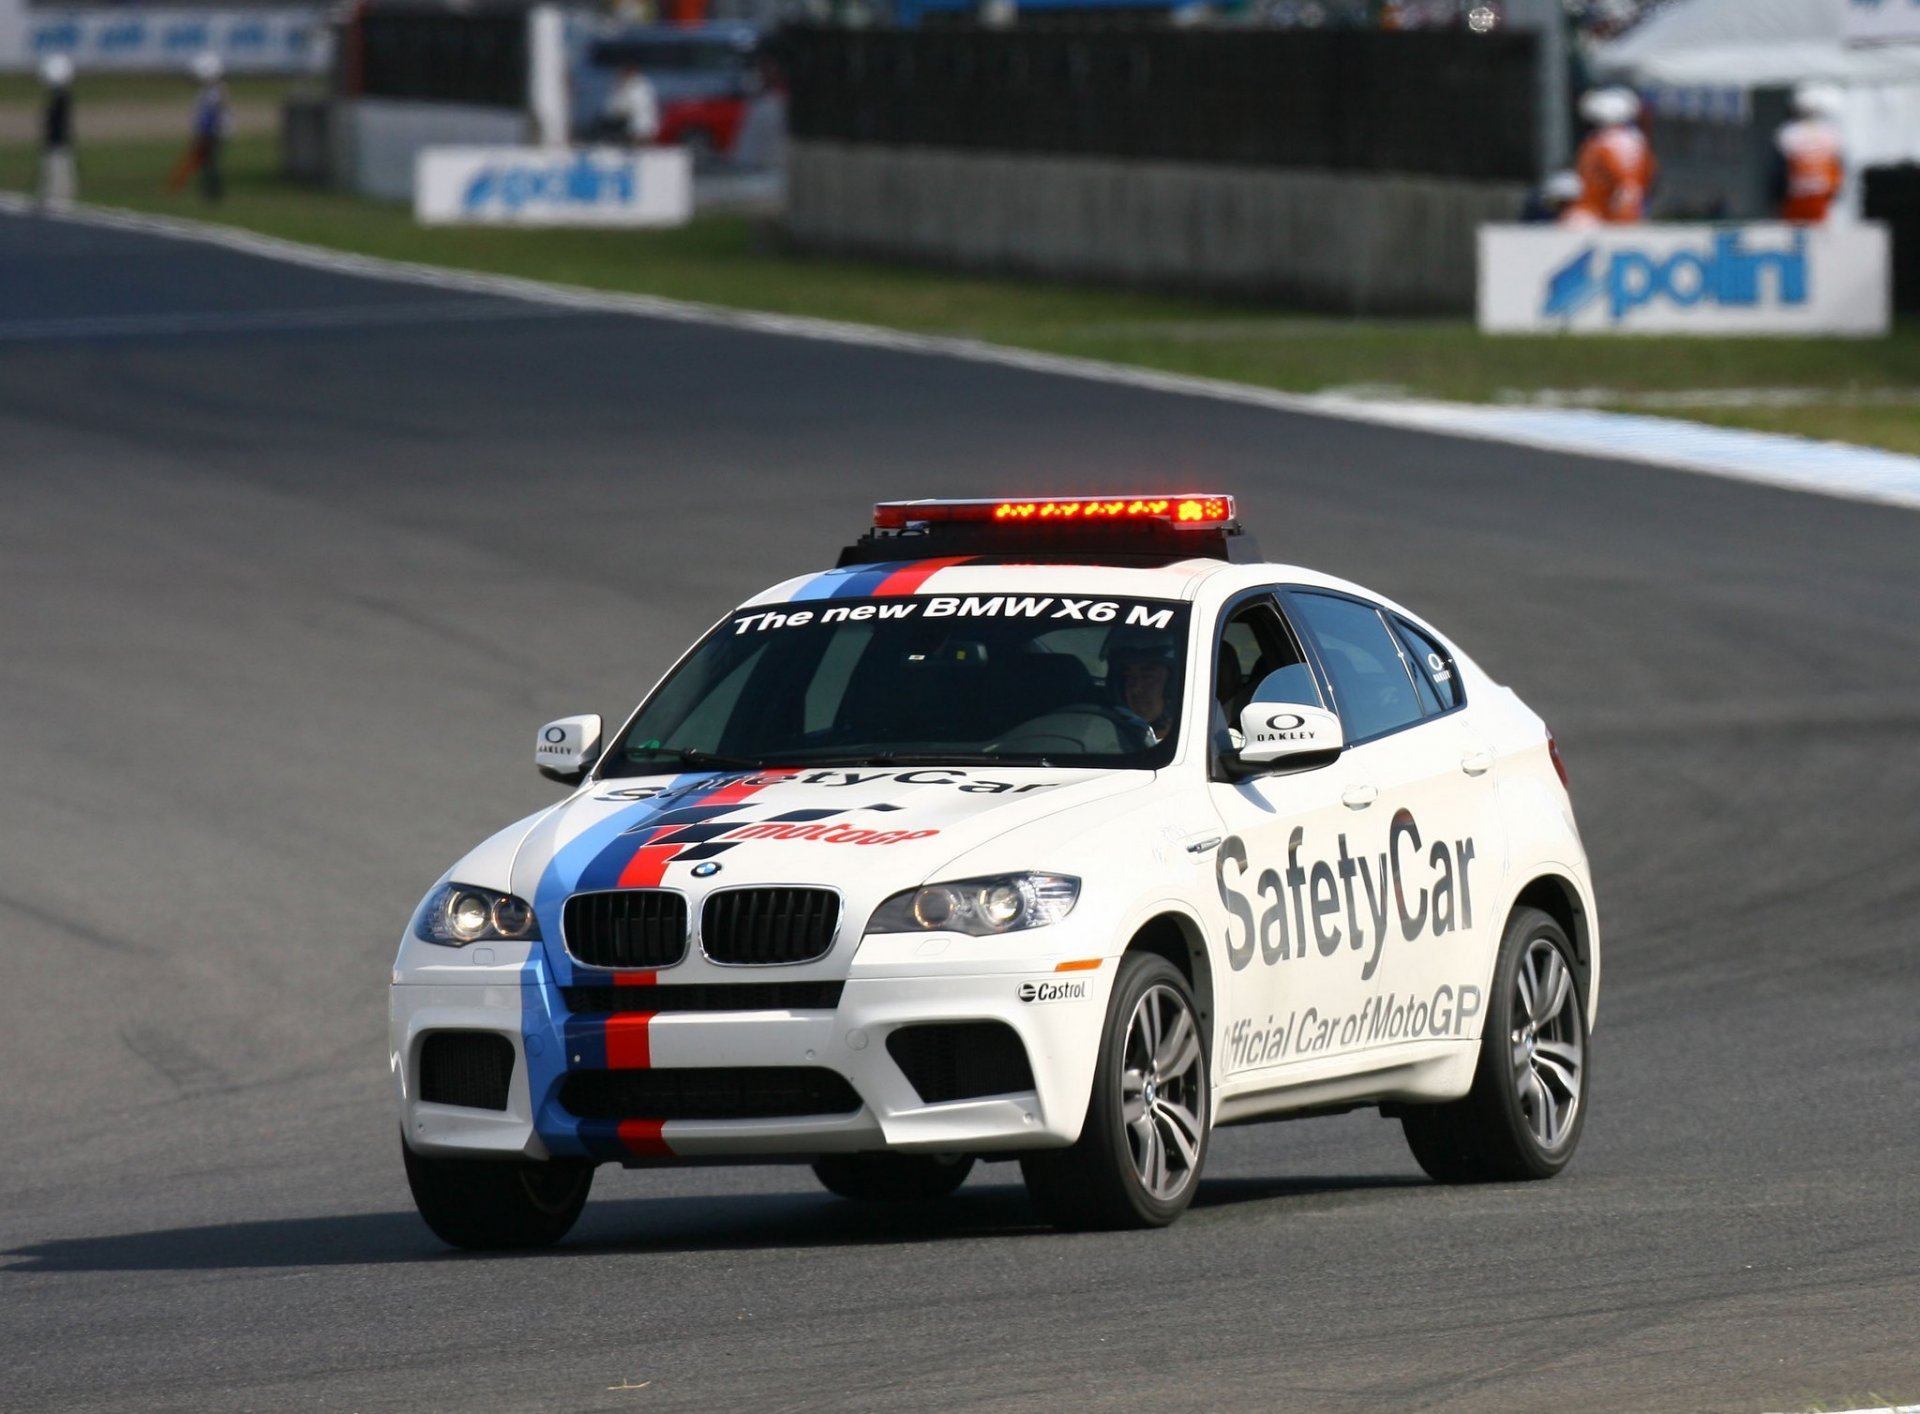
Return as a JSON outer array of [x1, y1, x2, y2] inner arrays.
[[1579, 86, 1639, 127], [40, 54, 75, 87], [1794, 83, 1844, 121], [191, 51, 224, 82]]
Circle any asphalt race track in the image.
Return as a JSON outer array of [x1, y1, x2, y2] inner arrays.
[[1, 208, 1916, 1414]]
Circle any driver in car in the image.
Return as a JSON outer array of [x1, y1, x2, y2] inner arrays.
[[1105, 627, 1180, 745]]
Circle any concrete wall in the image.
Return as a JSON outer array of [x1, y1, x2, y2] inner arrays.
[[334, 98, 527, 203], [786, 141, 1526, 315]]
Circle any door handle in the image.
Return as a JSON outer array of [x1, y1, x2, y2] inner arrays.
[[1461, 750, 1494, 778], [1341, 784, 1378, 811]]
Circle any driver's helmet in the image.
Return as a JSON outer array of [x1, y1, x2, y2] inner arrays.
[[1102, 624, 1177, 673], [1102, 626, 1179, 706], [1103, 625, 1179, 742]]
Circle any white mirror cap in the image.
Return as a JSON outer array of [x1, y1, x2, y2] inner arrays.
[[1237, 703, 1344, 764], [536, 714, 603, 782]]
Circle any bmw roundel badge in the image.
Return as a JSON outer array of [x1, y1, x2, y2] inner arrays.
[[691, 862, 722, 878]]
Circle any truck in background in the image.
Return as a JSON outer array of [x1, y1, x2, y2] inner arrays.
[[570, 20, 766, 163]]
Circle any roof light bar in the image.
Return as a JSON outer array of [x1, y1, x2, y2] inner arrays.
[[873, 495, 1235, 531]]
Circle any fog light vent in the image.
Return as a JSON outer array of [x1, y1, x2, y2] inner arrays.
[[420, 1031, 515, 1112]]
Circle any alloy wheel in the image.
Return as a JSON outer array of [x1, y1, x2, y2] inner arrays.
[[1120, 983, 1207, 1201], [1510, 938, 1584, 1150]]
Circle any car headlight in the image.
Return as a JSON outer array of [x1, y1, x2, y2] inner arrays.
[[412, 883, 542, 947], [865, 873, 1080, 937]]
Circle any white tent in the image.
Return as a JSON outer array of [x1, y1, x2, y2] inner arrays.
[[1591, 0, 1920, 214], [1594, 0, 1920, 86]]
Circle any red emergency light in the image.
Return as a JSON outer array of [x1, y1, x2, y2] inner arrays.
[[873, 495, 1235, 531]]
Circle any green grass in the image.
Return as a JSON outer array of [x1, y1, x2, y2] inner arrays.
[[6, 131, 1920, 455], [0, 73, 308, 106]]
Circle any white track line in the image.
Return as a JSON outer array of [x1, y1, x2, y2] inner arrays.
[[4, 192, 1918, 514]]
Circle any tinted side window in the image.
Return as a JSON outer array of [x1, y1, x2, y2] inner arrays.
[[1290, 592, 1424, 741], [1215, 599, 1320, 722], [1393, 616, 1463, 714]]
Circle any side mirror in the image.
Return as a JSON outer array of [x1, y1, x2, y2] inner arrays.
[[536, 714, 603, 786], [1235, 703, 1343, 769]]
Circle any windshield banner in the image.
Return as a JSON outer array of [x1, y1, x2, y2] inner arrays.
[[730, 595, 1180, 634]]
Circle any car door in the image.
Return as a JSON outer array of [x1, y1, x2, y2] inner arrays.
[[1203, 591, 1362, 1083], [1281, 590, 1499, 1054]]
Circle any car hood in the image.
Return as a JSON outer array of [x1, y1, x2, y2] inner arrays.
[[500, 765, 1151, 918]]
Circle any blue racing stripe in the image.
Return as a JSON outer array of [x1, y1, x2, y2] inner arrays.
[[788, 562, 918, 602], [562, 1015, 611, 1071]]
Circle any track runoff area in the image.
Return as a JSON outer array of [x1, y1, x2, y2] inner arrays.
[[1, 203, 1917, 1413]]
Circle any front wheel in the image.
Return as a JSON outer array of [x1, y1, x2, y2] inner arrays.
[[1022, 952, 1210, 1230], [402, 1140, 594, 1250], [1400, 906, 1589, 1183], [812, 1152, 975, 1202]]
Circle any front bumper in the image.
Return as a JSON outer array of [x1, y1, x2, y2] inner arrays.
[[390, 959, 1114, 1163]]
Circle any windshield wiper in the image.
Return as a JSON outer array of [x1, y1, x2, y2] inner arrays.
[[779, 751, 1057, 768], [620, 746, 768, 771]]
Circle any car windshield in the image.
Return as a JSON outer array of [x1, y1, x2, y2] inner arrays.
[[602, 593, 1191, 775]]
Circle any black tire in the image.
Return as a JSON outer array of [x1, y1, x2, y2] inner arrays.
[[1021, 952, 1210, 1231], [1401, 907, 1590, 1184], [812, 1152, 975, 1202], [402, 1139, 594, 1250]]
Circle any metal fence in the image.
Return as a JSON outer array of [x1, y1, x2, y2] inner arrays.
[[783, 25, 1541, 182], [351, 8, 526, 106], [1865, 164, 1920, 315]]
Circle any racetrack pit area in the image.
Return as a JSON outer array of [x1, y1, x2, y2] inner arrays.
[[2, 206, 1917, 1412]]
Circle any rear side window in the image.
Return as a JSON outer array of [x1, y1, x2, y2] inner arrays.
[[1289, 592, 1425, 742], [1392, 616, 1463, 714]]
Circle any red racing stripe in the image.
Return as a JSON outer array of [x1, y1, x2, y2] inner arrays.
[[614, 769, 805, 886], [871, 557, 971, 597], [604, 1013, 654, 1069], [617, 1118, 673, 1158], [702, 767, 801, 806], [613, 970, 657, 987], [617, 843, 681, 888]]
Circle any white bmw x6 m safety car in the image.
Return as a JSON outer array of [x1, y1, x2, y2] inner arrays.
[[392, 494, 1599, 1247]]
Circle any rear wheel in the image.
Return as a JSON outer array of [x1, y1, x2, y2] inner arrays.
[[402, 1140, 594, 1250], [1401, 907, 1589, 1183], [812, 1152, 975, 1202], [1022, 952, 1210, 1230]]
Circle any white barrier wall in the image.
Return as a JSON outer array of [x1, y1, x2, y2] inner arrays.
[[416, 146, 692, 227], [5, 7, 326, 72], [1479, 223, 1891, 336], [343, 101, 529, 204], [1846, 0, 1920, 44], [788, 141, 1522, 314]]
